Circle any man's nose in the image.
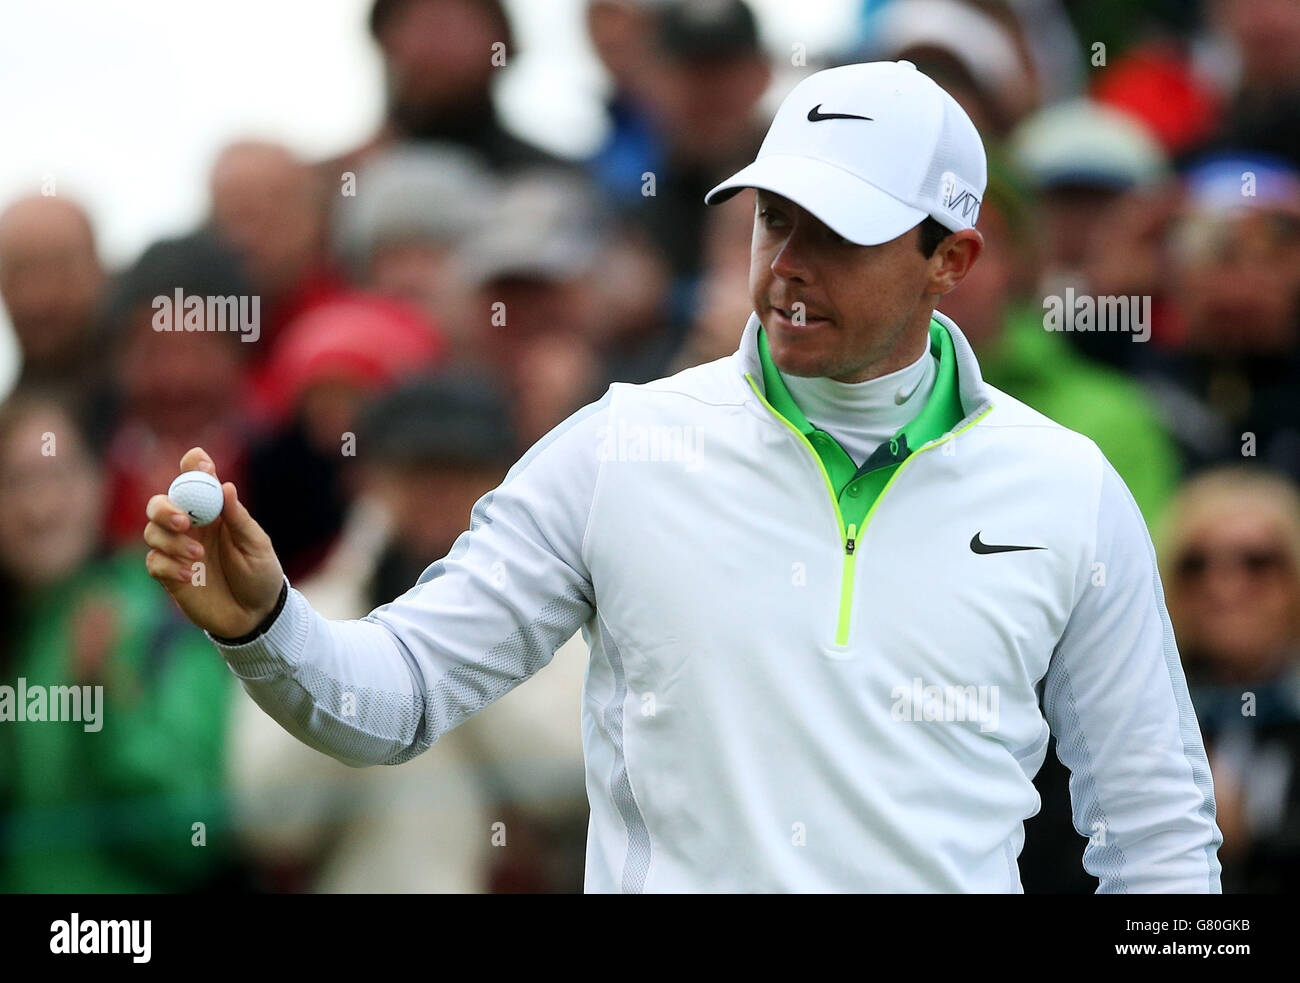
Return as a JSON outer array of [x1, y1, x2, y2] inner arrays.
[[770, 229, 813, 283]]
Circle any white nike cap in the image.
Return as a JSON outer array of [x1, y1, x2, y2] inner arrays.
[[705, 60, 987, 245]]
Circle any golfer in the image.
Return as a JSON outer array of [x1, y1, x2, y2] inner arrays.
[[144, 61, 1222, 892]]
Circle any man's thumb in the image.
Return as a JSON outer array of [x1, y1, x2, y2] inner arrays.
[[180, 446, 217, 476]]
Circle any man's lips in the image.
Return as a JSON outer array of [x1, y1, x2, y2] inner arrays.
[[770, 304, 831, 329]]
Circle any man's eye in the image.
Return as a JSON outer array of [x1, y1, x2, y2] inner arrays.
[[759, 208, 784, 227]]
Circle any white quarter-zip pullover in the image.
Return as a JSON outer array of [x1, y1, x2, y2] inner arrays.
[[211, 311, 1223, 893]]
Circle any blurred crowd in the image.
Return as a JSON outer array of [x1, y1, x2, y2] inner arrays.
[[0, 0, 1297, 893]]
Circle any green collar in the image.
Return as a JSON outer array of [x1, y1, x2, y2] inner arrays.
[[756, 317, 965, 498]]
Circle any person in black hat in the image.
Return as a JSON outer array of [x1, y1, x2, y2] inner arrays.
[[629, 0, 772, 300], [351, 371, 518, 606]]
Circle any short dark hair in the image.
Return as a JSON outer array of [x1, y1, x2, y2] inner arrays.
[[917, 217, 951, 258], [370, 0, 514, 52]]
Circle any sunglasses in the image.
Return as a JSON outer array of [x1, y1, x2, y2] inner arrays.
[[1175, 547, 1292, 581]]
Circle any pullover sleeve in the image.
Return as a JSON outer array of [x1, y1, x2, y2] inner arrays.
[[1041, 457, 1223, 892], [210, 392, 611, 767]]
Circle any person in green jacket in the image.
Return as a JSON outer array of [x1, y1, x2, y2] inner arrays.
[[939, 157, 1181, 527], [0, 390, 242, 892]]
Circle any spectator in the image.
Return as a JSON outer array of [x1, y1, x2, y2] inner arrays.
[[329, 0, 566, 179], [0, 195, 110, 433], [669, 183, 761, 372], [1158, 465, 1300, 892], [0, 390, 243, 892], [587, 219, 681, 385], [99, 232, 256, 549], [1092, 42, 1221, 159], [631, 0, 769, 288], [1009, 98, 1172, 369], [584, 0, 668, 203], [988, 0, 1083, 106], [333, 142, 494, 350], [850, 0, 1038, 139], [1137, 153, 1300, 481], [458, 171, 610, 446], [1197, 0, 1300, 168], [246, 294, 445, 580], [208, 140, 349, 384]]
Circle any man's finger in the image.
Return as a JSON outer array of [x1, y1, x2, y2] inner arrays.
[[143, 521, 204, 561], [146, 493, 190, 531], [145, 548, 194, 584], [180, 446, 217, 476], [219, 482, 263, 549]]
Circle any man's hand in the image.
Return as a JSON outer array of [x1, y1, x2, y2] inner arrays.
[[144, 447, 285, 639]]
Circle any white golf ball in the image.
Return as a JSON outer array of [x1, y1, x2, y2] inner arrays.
[[168, 470, 224, 527]]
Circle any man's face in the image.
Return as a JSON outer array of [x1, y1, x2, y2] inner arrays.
[[1175, 209, 1300, 352], [0, 403, 103, 589], [118, 305, 244, 439], [0, 197, 103, 370], [379, 0, 500, 117], [210, 144, 323, 295], [652, 55, 770, 163], [748, 190, 942, 382], [1169, 507, 1299, 677], [367, 461, 506, 559]]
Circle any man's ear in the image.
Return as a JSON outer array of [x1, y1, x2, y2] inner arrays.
[[928, 229, 983, 297]]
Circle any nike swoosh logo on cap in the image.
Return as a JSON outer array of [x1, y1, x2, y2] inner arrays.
[[970, 532, 1046, 554], [807, 104, 873, 122]]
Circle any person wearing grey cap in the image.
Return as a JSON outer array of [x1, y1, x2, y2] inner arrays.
[[144, 61, 1221, 893], [455, 169, 611, 446], [1009, 98, 1170, 371], [334, 143, 495, 343]]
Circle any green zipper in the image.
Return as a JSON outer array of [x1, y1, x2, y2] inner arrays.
[[839, 522, 858, 644], [746, 373, 993, 647]]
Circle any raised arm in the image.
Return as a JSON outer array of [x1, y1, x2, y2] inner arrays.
[[144, 392, 610, 767]]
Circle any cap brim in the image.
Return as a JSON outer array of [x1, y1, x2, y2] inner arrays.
[[705, 154, 928, 246]]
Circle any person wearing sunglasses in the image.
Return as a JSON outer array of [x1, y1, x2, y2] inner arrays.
[[1160, 465, 1300, 892]]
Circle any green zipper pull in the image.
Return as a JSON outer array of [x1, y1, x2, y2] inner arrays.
[[889, 437, 899, 457], [845, 523, 857, 555]]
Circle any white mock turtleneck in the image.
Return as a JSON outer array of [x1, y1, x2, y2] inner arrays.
[[781, 339, 936, 466]]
